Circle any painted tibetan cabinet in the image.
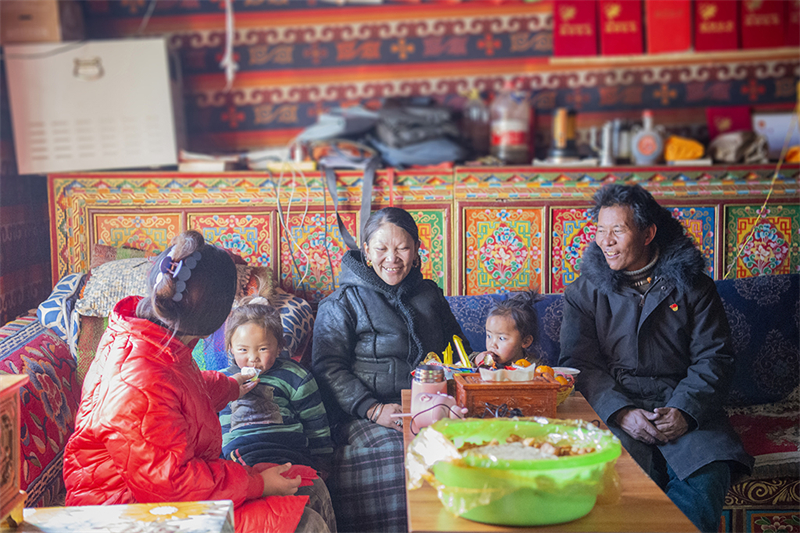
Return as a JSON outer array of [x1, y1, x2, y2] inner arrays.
[[49, 164, 799, 303]]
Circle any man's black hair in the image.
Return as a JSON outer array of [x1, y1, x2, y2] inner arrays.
[[588, 183, 664, 231]]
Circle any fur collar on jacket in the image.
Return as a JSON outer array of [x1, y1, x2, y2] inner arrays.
[[580, 214, 707, 296]]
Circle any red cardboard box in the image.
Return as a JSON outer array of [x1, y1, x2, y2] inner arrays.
[[741, 0, 785, 49], [694, 0, 739, 51], [706, 106, 751, 142], [553, 0, 598, 57], [599, 0, 643, 55], [787, 0, 800, 46], [645, 0, 691, 54]]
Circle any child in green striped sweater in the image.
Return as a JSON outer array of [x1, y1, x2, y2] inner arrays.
[[219, 296, 336, 532]]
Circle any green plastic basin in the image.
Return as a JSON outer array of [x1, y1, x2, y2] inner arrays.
[[424, 418, 621, 526]]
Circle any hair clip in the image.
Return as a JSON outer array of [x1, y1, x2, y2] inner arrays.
[[249, 296, 269, 305], [156, 249, 202, 301]]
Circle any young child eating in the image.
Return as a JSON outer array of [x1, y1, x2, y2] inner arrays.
[[472, 290, 541, 368], [219, 295, 337, 532]]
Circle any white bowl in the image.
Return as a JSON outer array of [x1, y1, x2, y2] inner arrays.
[[478, 366, 536, 382]]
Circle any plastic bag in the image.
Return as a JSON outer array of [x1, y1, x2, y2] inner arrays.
[[406, 417, 622, 526]]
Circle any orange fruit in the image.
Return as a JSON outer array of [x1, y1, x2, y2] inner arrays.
[[535, 365, 554, 377], [514, 359, 532, 367], [555, 375, 570, 386]]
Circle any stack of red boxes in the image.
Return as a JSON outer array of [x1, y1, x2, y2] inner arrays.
[[599, 0, 643, 55], [552, 0, 792, 57], [694, 0, 739, 51], [741, 0, 785, 49], [553, 0, 598, 56], [645, 0, 692, 54]]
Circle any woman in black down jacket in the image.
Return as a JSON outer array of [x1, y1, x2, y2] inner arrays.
[[312, 207, 470, 533]]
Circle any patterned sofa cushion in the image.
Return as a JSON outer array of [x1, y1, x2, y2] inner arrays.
[[726, 388, 799, 480], [720, 274, 800, 406], [36, 273, 87, 358], [74, 258, 152, 317], [0, 316, 80, 508], [193, 288, 315, 371]]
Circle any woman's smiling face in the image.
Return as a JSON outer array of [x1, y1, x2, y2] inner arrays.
[[363, 222, 419, 286]]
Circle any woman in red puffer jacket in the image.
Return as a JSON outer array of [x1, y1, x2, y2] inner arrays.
[[63, 231, 328, 533]]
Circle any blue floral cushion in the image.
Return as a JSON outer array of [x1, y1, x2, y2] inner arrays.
[[36, 273, 86, 355]]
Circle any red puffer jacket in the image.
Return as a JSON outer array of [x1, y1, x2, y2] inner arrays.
[[64, 296, 307, 533]]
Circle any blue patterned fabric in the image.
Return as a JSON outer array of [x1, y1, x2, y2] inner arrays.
[[36, 273, 86, 357], [193, 288, 315, 371], [719, 274, 799, 406]]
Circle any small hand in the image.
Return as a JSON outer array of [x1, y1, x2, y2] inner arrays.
[[651, 407, 689, 442], [232, 373, 258, 399], [258, 463, 301, 497], [474, 351, 497, 368], [369, 402, 404, 432], [614, 407, 668, 445]]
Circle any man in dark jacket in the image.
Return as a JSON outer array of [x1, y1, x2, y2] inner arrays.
[[559, 184, 753, 532]]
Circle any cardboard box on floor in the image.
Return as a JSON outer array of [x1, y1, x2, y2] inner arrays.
[[0, 0, 84, 45]]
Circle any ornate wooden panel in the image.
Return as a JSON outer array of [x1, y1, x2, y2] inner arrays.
[[550, 206, 595, 293], [549, 204, 716, 292], [724, 204, 800, 279], [278, 210, 358, 304], [460, 205, 545, 295], [667, 205, 717, 277], [48, 166, 799, 295], [92, 212, 180, 257], [188, 212, 276, 270]]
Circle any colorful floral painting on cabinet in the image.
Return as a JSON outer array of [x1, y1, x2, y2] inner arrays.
[[670, 206, 717, 277], [463, 207, 544, 295], [279, 211, 358, 304], [725, 205, 800, 279], [94, 213, 179, 256], [188, 213, 275, 269], [407, 209, 447, 293]]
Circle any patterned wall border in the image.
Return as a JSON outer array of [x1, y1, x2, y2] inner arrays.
[[454, 165, 799, 200]]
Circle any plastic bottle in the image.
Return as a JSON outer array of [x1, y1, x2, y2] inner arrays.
[[490, 80, 531, 165], [462, 88, 491, 157], [630, 110, 664, 165], [411, 365, 447, 400], [410, 365, 449, 433]]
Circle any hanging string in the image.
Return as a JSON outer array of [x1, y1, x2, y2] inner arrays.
[[219, 0, 239, 92], [722, 109, 798, 280]]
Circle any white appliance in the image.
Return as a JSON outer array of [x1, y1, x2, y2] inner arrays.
[[4, 38, 180, 175]]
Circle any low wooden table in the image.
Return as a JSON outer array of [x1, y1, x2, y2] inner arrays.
[[402, 389, 698, 533]]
